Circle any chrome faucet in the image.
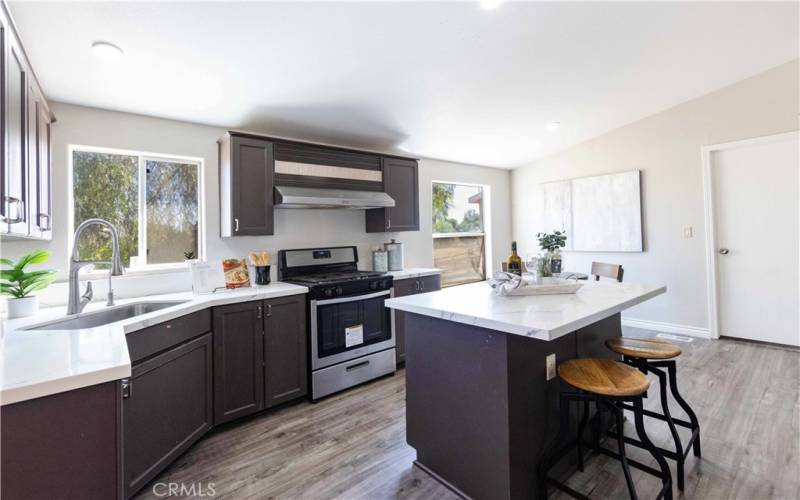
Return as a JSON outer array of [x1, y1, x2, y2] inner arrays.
[[68, 218, 124, 315]]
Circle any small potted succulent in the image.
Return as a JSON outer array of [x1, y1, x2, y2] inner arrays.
[[1, 249, 56, 319], [536, 230, 568, 275]]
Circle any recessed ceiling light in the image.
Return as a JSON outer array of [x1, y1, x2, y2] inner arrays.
[[480, 0, 502, 10], [546, 121, 561, 131], [91, 41, 124, 61]]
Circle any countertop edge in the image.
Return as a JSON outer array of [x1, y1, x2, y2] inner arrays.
[[386, 284, 667, 340], [1, 361, 132, 406], [387, 268, 442, 280], [1, 283, 309, 406]]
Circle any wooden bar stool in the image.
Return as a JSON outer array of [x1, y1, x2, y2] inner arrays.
[[539, 358, 672, 500], [605, 337, 701, 492]]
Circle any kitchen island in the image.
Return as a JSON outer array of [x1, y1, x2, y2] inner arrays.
[[385, 280, 666, 500]]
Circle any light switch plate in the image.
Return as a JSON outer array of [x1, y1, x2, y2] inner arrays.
[[683, 226, 694, 238], [546, 353, 556, 381]]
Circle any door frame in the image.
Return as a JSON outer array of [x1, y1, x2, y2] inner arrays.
[[701, 130, 799, 340]]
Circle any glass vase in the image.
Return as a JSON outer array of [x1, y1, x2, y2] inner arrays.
[[537, 254, 553, 277]]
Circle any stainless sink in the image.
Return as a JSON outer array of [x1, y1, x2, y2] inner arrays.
[[24, 301, 189, 331]]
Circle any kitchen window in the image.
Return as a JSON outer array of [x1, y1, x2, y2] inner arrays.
[[71, 147, 202, 270], [432, 182, 486, 287]]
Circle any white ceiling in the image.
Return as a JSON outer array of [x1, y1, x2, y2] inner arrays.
[[10, 1, 798, 168]]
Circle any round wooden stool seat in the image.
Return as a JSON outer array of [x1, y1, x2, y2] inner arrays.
[[558, 358, 650, 397], [606, 337, 682, 360]]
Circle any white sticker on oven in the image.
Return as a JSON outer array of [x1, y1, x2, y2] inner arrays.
[[345, 324, 364, 348]]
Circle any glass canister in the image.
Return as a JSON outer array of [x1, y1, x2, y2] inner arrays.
[[372, 249, 389, 272], [384, 239, 404, 271]]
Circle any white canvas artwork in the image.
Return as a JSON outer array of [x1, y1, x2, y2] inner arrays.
[[542, 171, 643, 252]]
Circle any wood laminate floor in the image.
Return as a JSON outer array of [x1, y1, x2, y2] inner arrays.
[[134, 329, 799, 500]]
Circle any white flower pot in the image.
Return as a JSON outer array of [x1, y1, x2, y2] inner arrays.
[[6, 295, 39, 319]]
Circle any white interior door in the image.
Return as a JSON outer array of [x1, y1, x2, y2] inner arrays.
[[712, 133, 799, 346]]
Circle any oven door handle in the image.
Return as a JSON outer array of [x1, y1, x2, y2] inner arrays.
[[313, 289, 391, 306]]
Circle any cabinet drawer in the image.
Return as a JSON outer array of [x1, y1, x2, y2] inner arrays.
[[127, 309, 211, 364], [419, 274, 441, 292]]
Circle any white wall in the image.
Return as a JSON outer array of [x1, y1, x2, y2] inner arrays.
[[1, 102, 510, 306], [512, 59, 799, 331]]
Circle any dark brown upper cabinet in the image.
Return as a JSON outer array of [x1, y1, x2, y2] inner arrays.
[[366, 157, 420, 232], [219, 133, 275, 236], [29, 86, 52, 239], [0, 3, 54, 240]]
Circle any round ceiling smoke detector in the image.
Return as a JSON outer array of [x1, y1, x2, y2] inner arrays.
[[546, 121, 561, 131], [91, 41, 124, 61]]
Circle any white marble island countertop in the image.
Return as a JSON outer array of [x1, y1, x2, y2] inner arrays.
[[1, 282, 307, 406], [385, 280, 666, 341]]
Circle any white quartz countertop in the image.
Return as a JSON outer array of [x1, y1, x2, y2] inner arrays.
[[386, 268, 441, 280], [385, 280, 666, 341], [1, 282, 307, 406]]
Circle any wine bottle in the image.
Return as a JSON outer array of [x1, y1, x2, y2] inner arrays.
[[507, 241, 523, 276]]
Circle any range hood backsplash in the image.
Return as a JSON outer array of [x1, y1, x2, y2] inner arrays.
[[274, 186, 395, 210]]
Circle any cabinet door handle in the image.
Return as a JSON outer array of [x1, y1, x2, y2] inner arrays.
[[121, 378, 132, 399], [420, 280, 425, 291], [234, 218, 240, 232], [413, 280, 419, 291], [386, 218, 391, 231], [39, 213, 51, 230], [257, 305, 263, 319], [5, 197, 23, 223], [266, 304, 272, 317]]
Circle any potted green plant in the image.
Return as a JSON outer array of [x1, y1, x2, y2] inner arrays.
[[1, 249, 57, 319], [536, 230, 568, 275]]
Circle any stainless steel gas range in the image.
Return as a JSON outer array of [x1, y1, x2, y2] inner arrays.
[[278, 246, 395, 400]]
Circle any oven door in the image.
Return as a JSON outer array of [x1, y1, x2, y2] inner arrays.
[[310, 289, 395, 370]]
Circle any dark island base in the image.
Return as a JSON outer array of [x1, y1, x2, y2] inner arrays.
[[403, 312, 622, 500]]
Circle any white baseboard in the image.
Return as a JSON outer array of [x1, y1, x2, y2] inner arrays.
[[621, 317, 712, 339]]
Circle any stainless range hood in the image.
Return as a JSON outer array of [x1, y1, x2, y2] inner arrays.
[[274, 186, 395, 209]]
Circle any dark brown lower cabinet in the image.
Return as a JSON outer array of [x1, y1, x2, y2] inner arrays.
[[3, 295, 307, 500], [264, 294, 308, 407], [1, 381, 121, 500], [393, 274, 442, 363], [213, 295, 308, 424], [213, 301, 265, 424], [123, 333, 213, 499]]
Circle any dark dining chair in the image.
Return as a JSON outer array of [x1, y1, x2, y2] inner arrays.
[[591, 261, 624, 282]]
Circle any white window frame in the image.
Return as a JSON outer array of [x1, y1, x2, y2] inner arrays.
[[68, 145, 205, 276]]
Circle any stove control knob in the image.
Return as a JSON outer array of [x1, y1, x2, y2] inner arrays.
[[324, 288, 334, 297], [379, 280, 387, 289], [369, 281, 378, 290], [335, 287, 343, 296]]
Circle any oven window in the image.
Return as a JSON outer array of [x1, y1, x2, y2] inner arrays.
[[316, 294, 391, 358]]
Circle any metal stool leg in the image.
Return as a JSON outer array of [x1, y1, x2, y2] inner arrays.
[[633, 397, 672, 500], [665, 360, 701, 457], [654, 367, 684, 491], [610, 401, 637, 500], [577, 400, 590, 472]]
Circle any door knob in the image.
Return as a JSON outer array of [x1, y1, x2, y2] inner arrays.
[[718, 248, 730, 255]]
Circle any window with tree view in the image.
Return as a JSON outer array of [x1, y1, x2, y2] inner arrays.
[[72, 149, 200, 269], [432, 182, 486, 287]]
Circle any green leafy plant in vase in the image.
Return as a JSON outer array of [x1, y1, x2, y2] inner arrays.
[[1, 249, 57, 319], [536, 230, 567, 275]]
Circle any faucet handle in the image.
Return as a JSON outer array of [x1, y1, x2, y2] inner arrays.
[[82, 281, 94, 302]]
